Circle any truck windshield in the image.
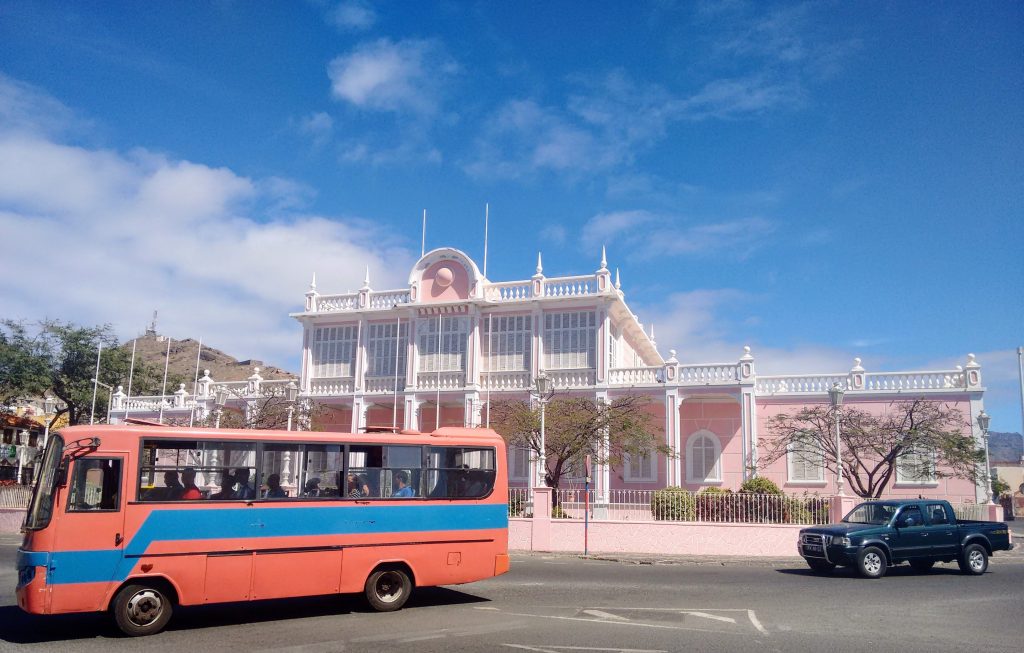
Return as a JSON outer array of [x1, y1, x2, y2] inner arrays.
[[842, 502, 896, 525], [24, 433, 64, 531]]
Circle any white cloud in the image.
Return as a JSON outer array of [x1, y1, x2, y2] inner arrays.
[[328, 38, 458, 114], [581, 210, 774, 260], [330, 0, 377, 31], [0, 77, 415, 370]]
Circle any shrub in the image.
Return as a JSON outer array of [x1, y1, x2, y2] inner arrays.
[[740, 477, 783, 495], [551, 504, 572, 519], [651, 486, 696, 521]]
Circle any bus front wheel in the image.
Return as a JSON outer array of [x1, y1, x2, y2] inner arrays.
[[364, 567, 412, 612], [112, 582, 174, 636]]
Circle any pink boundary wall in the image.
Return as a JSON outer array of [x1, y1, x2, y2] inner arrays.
[[510, 489, 1003, 558], [0, 509, 24, 534]]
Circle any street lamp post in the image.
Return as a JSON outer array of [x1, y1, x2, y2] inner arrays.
[[530, 373, 555, 488], [214, 387, 228, 429], [828, 382, 846, 496], [285, 381, 298, 431], [977, 410, 993, 505]]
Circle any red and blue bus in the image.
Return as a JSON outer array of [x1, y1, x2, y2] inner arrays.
[[16, 424, 509, 636]]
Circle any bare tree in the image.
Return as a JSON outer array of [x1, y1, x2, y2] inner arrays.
[[761, 398, 984, 498], [203, 385, 325, 431], [489, 394, 669, 490]]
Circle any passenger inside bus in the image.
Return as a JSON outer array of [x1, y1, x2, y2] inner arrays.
[[180, 468, 202, 500], [393, 470, 415, 497], [303, 477, 321, 497], [210, 469, 235, 500], [233, 468, 255, 499], [264, 473, 286, 498]]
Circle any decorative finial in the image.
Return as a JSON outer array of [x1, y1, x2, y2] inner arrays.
[[363, 266, 370, 288], [851, 357, 864, 372], [600, 245, 607, 271], [309, 272, 317, 290], [536, 252, 543, 275], [615, 268, 621, 289], [650, 323, 655, 339], [740, 346, 754, 361]]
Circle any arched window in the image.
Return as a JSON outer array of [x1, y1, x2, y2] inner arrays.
[[686, 430, 721, 483]]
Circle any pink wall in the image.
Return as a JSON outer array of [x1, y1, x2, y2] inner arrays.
[[755, 397, 979, 502], [420, 259, 470, 303], [510, 517, 802, 557]]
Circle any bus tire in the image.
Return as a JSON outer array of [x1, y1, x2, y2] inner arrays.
[[364, 566, 412, 612], [112, 582, 174, 637]]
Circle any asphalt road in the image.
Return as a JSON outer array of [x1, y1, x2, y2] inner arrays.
[[1, 533, 1022, 653]]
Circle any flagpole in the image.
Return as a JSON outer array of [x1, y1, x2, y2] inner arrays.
[[483, 203, 489, 278], [189, 338, 202, 427], [392, 312, 401, 430], [125, 339, 137, 419], [89, 344, 102, 425], [435, 313, 441, 430], [158, 338, 171, 424], [486, 312, 492, 428], [421, 209, 427, 257]]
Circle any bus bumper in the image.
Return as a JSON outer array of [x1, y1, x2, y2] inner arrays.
[[16, 548, 50, 614]]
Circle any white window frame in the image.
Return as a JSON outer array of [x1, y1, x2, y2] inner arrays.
[[686, 430, 722, 484], [624, 451, 657, 482], [483, 314, 532, 372], [787, 435, 825, 483], [543, 310, 596, 370], [366, 321, 408, 378], [417, 316, 468, 373], [896, 445, 937, 485], [311, 325, 358, 378]]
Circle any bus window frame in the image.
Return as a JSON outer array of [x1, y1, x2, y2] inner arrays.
[[135, 437, 260, 503], [66, 456, 124, 514]]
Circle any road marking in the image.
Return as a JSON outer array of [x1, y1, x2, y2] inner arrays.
[[681, 611, 736, 624], [748, 610, 769, 636], [499, 610, 740, 635], [582, 609, 631, 621], [474, 606, 501, 611]]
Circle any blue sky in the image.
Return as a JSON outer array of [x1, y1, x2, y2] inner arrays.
[[1, 1, 1021, 431]]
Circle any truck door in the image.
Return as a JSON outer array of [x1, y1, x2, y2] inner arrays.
[[923, 502, 958, 558], [50, 454, 128, 614], [890, 504, 927, 561]]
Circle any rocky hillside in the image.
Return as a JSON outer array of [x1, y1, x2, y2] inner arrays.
[[124, 333, 295, 383]]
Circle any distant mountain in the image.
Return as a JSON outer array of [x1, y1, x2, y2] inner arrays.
[[990, 431, 1023, 465], [123, 333, 295, 384]]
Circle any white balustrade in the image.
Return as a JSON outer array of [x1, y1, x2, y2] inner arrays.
[[863, 371, 964, 391], [417, 372, 466, 391], [481, 371, 531, 390], [364, 375, 406, 394], [548, 369, 596, 388], [487, 281, 533, 302], [543, 275, 597, 298], [678, 364, 738, 385], [308, 377, 355, 396], [369, 290, 411, 309], [755, 374, 846, 394], [608, 367, 660, 385], [315, 294, 357, 312]]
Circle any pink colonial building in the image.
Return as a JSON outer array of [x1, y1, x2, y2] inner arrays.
[[284, 247, 989, 505]]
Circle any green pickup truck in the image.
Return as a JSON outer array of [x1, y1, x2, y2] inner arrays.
[[798, 499, 1014, 578]]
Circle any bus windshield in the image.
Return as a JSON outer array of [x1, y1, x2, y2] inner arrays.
[[24, 434, 64, 530]]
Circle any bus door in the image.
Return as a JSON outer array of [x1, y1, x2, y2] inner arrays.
[[50, 454, 128, 613]]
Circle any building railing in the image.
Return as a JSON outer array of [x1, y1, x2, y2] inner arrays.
[[481, 371, 531, 390], [548, 369, 596, 388], [368, 291, 411, 310], [678, 364, 738, 385], [544, 276, 597, 298], [608, 367, 660, 385], [364, 376, 406, 394], [508, 487, 533, 517], [487, 281, 533, 302], [755, 374, 847, 394], [535, 488, 830, 525], [863, 371, 965, 391], [757, 370, 967, 394], [417, 371, 466, 391], [308, 377, 354, 396], [313, 294, 357, 312]]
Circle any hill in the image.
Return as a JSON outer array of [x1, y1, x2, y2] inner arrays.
[[124, 333, 295, 384]]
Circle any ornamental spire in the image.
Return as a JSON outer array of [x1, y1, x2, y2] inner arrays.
[[309, 272, 317, 290], [536, 251, 543, 275], [600, 245, 607, 271]]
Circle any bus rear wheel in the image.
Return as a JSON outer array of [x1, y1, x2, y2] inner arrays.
[[112, 582, 174, 637], [364, 567, 412, 612]]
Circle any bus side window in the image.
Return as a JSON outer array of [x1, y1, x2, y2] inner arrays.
[[68, 458, 122, 511]]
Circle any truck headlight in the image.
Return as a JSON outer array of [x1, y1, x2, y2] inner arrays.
[[834, 536, 851, 547]]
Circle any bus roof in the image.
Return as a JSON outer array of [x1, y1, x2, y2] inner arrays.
[[54, 424, 505, 448]]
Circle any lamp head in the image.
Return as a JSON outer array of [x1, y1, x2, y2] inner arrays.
[[827, 382, 845, 407]]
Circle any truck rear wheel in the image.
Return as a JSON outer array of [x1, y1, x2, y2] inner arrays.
[[958, 543, 988, 575], [857, 546, 887, 579]]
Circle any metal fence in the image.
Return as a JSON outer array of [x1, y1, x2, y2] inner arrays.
[[950, 502, 990, 521], [509, 488, 831, 525], [0, 485, 32, 509]]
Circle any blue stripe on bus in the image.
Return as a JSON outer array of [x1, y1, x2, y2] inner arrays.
[[39, 503, 507, 585]]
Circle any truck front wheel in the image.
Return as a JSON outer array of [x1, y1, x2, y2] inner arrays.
[[857, 547, 887, 579], [958, 543, 988, 575]]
